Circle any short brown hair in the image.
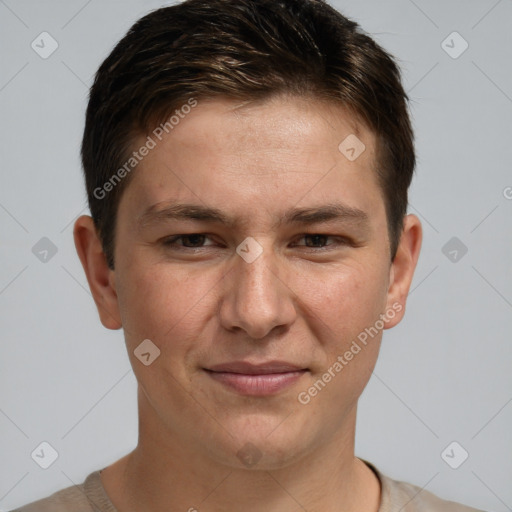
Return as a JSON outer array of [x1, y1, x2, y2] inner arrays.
[[81, 0, 415, 268]]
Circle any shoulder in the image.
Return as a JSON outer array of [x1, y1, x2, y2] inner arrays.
[[381, 475, 486, 512], [362, 459, 486, 512], [7, 470, 115, 512]]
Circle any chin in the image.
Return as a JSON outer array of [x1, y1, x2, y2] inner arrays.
[[208, 416, 313, 470]]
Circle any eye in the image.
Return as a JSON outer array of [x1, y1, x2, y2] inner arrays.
[[162, 234, 215, 248], [160, 233, 352, 252], [300, 234, 330, 248], [294, 234, 346, 249]]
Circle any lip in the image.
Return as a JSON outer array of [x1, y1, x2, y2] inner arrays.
[[204, 361, 308, 396], [207, 361, 305, 374]]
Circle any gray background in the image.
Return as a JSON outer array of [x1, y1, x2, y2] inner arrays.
[[1, 0, 511, 510]]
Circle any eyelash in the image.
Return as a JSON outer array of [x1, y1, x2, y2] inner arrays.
[[161, 234, 350, 251]]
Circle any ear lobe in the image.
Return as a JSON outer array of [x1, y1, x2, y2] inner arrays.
[[384, 214, 422, 329], [73, 215, 122, 330]]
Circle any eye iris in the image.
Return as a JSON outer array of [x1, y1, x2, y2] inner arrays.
[[306, 235, 328, 247], [182, 234, 205, 247]]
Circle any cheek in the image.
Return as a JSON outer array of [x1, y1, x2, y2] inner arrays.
[[291, 262, 388, 434], [115, 262, 177, 339], [295, 257, 389, 340], [116, 260, 220, 356]]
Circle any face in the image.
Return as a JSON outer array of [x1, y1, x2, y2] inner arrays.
[[78, 95, 420, 470]]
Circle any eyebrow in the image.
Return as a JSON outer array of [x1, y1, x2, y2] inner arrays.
[[137, 202, 369, 231]]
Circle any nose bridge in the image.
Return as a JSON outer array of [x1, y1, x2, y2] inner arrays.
[[238, 245, 275, 302], [220, 238, 295, 339]]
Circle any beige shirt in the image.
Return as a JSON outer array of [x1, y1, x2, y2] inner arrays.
[[9, 460, 484, 512]]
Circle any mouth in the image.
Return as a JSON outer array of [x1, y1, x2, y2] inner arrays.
[[203, 361, 308, 396]]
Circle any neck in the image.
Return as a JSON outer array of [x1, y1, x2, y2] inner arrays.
[[101, 390, 381, 512]]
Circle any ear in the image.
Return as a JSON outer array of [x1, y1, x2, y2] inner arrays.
[[73, 215, 122, 330], [384, 214, 422, 329]]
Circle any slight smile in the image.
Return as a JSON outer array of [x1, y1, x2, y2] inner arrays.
[[204, 361, 309, 396]]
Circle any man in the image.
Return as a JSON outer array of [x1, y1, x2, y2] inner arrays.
[[11, 0, 483, 510]]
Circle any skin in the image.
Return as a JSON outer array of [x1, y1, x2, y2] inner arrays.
[[74, 94, 422, 512]]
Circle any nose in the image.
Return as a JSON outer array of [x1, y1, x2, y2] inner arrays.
[[218, 240, 297, 340]]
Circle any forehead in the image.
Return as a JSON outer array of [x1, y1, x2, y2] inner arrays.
[[119, 95, 384, 228], [158, 95, 372, 158]]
